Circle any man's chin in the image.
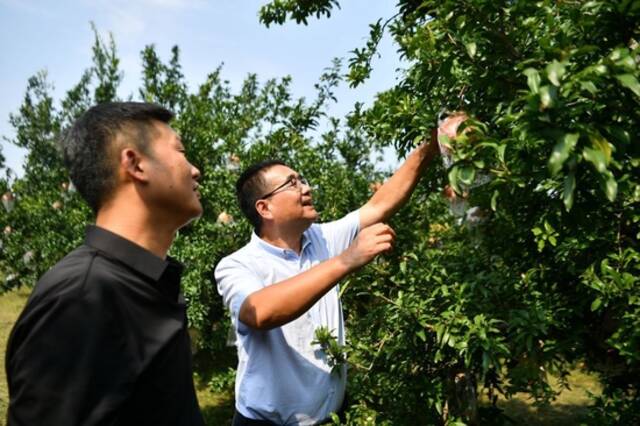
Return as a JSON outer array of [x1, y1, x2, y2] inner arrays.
[[179, 204, 204, 228], [306, 209, 319, 221]]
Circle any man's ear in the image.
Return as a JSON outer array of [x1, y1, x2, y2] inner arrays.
[[120, 147, 148, 183], [255, 199, 273, 220]]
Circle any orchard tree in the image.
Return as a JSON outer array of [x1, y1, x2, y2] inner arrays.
[[0, 28, 121, 293], [0, 26, 384, 409], [259, 0, 640, 424], [2, 2, 638, 423]]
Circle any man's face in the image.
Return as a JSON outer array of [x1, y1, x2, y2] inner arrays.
[[143, 121, 202, 226], [259, 164, 318, 227]]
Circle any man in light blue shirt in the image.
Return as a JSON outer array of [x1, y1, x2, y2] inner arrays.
[[215, 115, 465, 425]]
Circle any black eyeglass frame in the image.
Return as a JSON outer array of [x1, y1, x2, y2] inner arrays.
[[259, 175, 309, 199]]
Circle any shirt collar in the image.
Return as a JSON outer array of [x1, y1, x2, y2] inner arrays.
[[84, 225, 183, 281], [250, 232, 312, 258]]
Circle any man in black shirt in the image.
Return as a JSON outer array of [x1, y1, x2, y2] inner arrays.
[[5, 102, 205, 425]]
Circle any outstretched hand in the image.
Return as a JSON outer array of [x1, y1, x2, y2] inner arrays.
[[340, 223, 396, 270], [435, 112, 469, 156], [439, 112, 468, 139]]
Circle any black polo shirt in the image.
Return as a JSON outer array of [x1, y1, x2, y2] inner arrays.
[[5, 225, 205, 426]]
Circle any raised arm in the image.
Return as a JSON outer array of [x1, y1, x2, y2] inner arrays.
[[359, 114, 467, 228]]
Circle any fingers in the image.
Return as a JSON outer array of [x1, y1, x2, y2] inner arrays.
[[438, 112, 469, 139], [375, 232, 395, 247], [383, 224, 397, 239], [365, 222, 396, 238], [342, 223, 397, 269], [376, 240, 394, 254], [362, 223, 396, 253]]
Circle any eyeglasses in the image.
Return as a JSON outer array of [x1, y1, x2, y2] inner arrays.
[[259, 175, 309, 199]]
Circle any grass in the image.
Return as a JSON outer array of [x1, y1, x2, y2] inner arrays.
[[192, 346, 236, 424], [480, 368, 602, 425], [0, 287, 602, 425], [0, 286, 31, 426], [195, 380, 234, 425]]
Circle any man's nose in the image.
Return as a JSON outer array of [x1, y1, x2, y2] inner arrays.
[[191, 164, 201, 181], [299, 181, 311, 194]]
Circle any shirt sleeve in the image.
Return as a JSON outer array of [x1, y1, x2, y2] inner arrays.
[[215, 255, 263, 335], [316, 209, 361, 256], [6, 283, 136, 426]]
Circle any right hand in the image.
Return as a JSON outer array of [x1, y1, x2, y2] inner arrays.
[[437, 112, 469, 156], [438, 112, 468, 139], [340, 223, 396, 270]]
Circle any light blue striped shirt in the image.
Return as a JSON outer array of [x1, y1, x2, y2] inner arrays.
[[215, 210, 360, 425]]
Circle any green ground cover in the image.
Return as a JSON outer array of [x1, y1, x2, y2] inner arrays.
[[0, 287, 601, 425]]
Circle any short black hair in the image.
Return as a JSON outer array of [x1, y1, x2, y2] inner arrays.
[[60, 102, 174, 214], [236, 159, 288, 233]]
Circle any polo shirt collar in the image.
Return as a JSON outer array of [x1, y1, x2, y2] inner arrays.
[[250, 232, 311, 257], [84, 225, 181, 281]]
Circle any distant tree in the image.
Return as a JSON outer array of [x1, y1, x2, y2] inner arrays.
[[0, 25, 382, 389]]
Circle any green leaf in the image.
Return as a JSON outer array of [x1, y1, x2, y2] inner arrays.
[[524, 68, 541, 94], [491, 190, 499, 211], [589, 132, 613, 165], [609, 47, 628, 62], [538, 239, 545, 252], [544, 220, 553, 233], [546, 60, 566, 86], [607, 126, 630, 145], [435, 400, 443, 415], [580, 81, 598, 94], [438, 134, 452, 150], [583, 147, 607, 173], [497, 144, 506, 163], [435, 324, 443, 344], [549, 133, 579, 175], [616, 74, 640, 97], [603, 172, 618, 202], [482, 352, 490, 373], [563, 172, 576, 211], [592, 64, 608, 76], [539, 85, 557, 109], [458, 166, 476, 186], [616, 55, 636, 72], [465, 41, 477, 58], [591, 297, 602, 312], [447, 334, 456, 348], [442, 331, 451, 347], [448, 167, 461, 194]]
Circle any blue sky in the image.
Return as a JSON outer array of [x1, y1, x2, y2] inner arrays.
[[0, 0, 403, 176]]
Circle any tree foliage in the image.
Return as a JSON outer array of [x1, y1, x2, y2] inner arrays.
[[0, 27, 381, 371], [259, 0, 340, 27], [259, 0, 640, 424], [2, 1, 639, 424]]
